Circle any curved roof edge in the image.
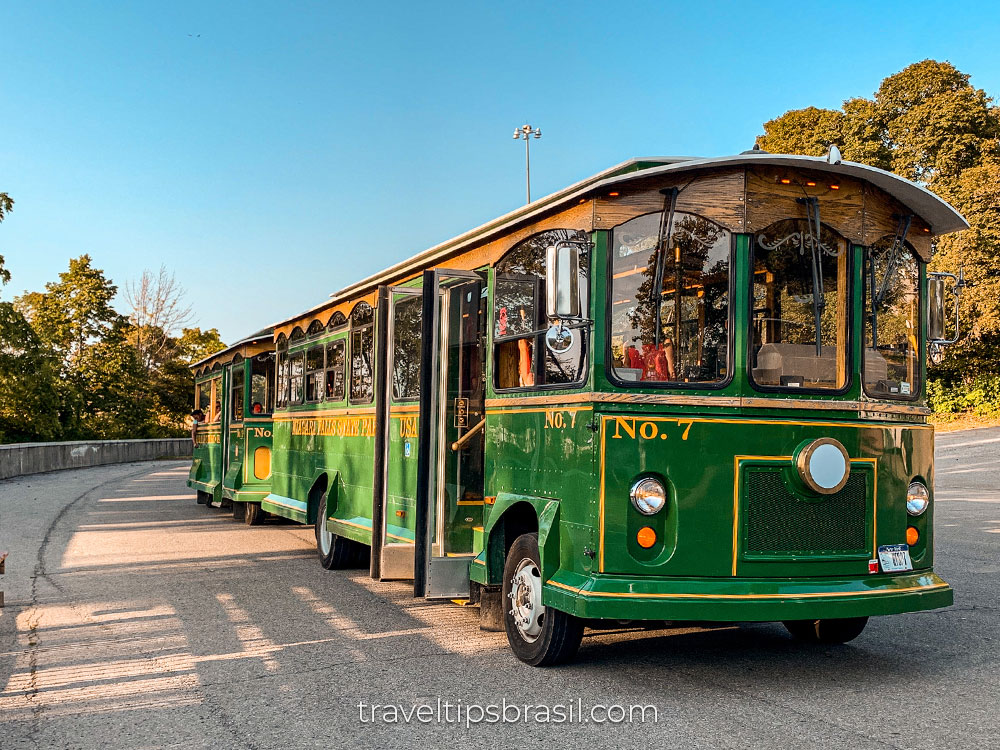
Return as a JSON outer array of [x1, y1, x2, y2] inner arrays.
[[599, 154, 969, 235], [189, 326, 274, 371], [268, 153, 968, 331]]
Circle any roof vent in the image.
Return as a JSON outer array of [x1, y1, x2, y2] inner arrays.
[[741, 143, 768, 155]]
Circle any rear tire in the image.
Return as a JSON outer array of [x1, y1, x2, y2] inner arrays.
[[502, 533, 583, 666], [783, 617, 869, 644], [315, 494, 361, 569], [244, 502, 266, 526]]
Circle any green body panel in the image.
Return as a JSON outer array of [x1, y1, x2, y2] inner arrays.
[[223, 418, 274, 504]]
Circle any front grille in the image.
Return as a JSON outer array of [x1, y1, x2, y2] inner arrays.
[[745, 469, 868, 556]]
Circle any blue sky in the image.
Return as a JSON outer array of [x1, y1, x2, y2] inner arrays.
[[2, 1, 998, 343]]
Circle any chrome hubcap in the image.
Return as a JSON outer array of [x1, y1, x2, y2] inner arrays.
[[508, 557, 545, 642], [318, 501, 332, 555]]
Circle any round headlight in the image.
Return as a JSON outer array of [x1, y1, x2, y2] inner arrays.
[[630, 477, 667, 516], [796, 438, 850, 494], [906, 482, 930, 516]]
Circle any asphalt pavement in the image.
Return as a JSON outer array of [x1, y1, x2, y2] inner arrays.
[[0, 428, 997, 749]]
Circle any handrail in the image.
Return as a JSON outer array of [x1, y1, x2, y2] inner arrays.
[[450, 418, 486, 451]]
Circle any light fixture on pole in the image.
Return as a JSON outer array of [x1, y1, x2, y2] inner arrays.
[[513, 123, 541, 204]]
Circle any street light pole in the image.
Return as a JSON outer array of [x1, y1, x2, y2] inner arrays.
[[513, 124, 541, 204]]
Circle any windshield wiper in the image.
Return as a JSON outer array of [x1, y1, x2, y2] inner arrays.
[[652, 187, 679, 349], [870, 214, 912, 350], [797, 196, 825, 357]]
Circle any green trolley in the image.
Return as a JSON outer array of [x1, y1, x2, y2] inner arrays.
[[189, 328, 277, 524], [259, 152, 966, 665]]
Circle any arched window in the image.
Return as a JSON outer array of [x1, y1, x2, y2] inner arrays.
[[290, 326, 305, 342], [327, 311, 347, 330], [307, 320, 324, 337], [750, 219, 851, 391], [349, 301, 375, 403], [610, 211, 731, 385], [864, 236, 920, 399], [493, 229, 589, 390]]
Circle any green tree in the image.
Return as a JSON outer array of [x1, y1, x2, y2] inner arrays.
[[0, 192, 13, 286], [16, 255, 122, 364], [0, 305, 62, 442], [175, 327, 225, 364]]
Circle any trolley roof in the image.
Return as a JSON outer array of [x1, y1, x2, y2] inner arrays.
[[190, 326, 274, 372], [271, 152, 968, 331]]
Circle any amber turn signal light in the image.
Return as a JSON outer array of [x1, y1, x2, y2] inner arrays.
[[906, 526, 919, 546], [637, 527, 657, 548]]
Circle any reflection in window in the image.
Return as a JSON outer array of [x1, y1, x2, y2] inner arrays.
[[275, 337, 289, 409], [305, 345, 324, 402], [328, 311, 347, 330], [196, 381, 211, 413], [610, 212, 730, 384], [250, 352, 274, 415], [325, 340, 346, 401], [307, 320, 324, 337], [231, 359, 245, 421], [865, 238, 920, 398], [750, 219, 850, 390], [392, 295, 422, 400], [493, 229, 589, 389], [289, 352, 304, 404], [350, 302, 375, 403]]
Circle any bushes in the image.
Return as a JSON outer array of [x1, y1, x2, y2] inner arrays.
[[927, 374, 1000, 416]]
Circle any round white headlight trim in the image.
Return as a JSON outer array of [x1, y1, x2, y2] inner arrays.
[[906, 482, 930, 516], [630, 477, 667, 516], [796, 438, 850, 494]]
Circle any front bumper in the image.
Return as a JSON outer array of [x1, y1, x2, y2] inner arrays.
[[543, 570, 952, 622]]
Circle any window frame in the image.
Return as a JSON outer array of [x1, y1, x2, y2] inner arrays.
[[604, 212, 737, 391], [746, 223, 854, 397], [304, 343, 325, 403], [230, 356, 245, 422], [491, 230, 592, 394], [861, 243, 923, 402], [289, 350, 305, 405], [389, 291, 424, 404], [348, 302, 376, 405], [324, 337, 347, 403], [249, 352, 275, 416], [275, 335, 290, 410]]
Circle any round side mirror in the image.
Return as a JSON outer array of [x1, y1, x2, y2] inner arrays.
[[545, 325, 574, 354]]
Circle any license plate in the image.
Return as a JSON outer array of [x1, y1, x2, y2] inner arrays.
[[878, 544, 913, 573]]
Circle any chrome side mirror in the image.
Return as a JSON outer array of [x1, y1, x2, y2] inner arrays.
[[928, 268, 966, 352], [545, 242, 581, 320]]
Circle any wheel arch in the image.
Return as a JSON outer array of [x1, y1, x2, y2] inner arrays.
[[482, 493, 561, 585]]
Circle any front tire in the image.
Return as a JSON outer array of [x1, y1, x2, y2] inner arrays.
[[502, 533, 583, 666], [783, 617, 869, 644], [315, 494, 361, 569]]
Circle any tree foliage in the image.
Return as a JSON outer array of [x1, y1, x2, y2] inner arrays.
[[0, 246, 227, 442], [757, 60, 1000, 393]]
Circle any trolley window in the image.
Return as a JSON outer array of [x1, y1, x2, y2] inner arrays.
[[350, 302, 375, 404], [750, 219, 850, 391], [230, 361, 245, 421], [609, 211, 731, 385], [305, 345, 324, 402], [289, 351, 304, 405], [250, 353, 274, 415], [325, 339, 346, 401], [864, 238, 921, 399], [391, 295, 422, 401], [276, 337, 289, 409], [196, 381, 211, 413], [493, 229, 589, 390]]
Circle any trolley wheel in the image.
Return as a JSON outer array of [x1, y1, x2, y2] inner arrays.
[[196, 490, 209, 505], [783, 617, 869, 644], [315, 494, 360, 569], [232, 501, 246, 521], [244, 502, 266, 526], [502, 533, 583, 666]]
